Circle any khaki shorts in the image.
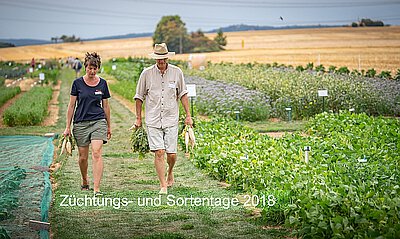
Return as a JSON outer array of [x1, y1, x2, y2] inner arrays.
[[73, 119, 108, 147], [147, 125, 178, 153]]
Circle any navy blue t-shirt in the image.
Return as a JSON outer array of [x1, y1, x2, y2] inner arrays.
[[71, 77, 111, 123]]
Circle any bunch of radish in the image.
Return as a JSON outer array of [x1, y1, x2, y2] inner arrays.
[[58, 135, 76, 157], [182, 125, 196, 153]]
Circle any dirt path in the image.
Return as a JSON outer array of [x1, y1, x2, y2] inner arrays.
[[5, 78, 37, 91], [50, 83, 288, 238], [262, 132, 309, 138], [41, 80, 61, 127], [264, 132, 289, 138]]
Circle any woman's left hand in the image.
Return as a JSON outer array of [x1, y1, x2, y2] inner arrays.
[[107, 127, 112, 140]]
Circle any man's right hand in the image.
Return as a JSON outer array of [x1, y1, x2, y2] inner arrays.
[[129, 119, 142, 130]]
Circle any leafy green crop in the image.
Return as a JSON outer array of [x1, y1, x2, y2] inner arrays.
[[0, 167, 26, 221], [130, 126, 150, 159], [183, 113, 400, 238], [103, 61, 145, 102]]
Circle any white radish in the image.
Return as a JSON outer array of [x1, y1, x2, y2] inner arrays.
[[59, 138, 66, 156], [185, 131, 189, 153], [66, 140, 72, 156], [188, 127, 196, 149]]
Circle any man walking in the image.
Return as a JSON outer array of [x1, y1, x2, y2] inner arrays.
[[132, 43, 193, 194]]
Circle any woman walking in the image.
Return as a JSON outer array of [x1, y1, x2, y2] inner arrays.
[[63, 52, 111, 196]]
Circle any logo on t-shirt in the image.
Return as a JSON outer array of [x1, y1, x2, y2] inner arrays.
[[95, 90, 103, 95]]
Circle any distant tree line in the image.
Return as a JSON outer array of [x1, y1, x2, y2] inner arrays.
[[153, 15, 227, 53], [0, 42, 15, 48], [352, 18, 385, 27], [51, 35, 81, 43]]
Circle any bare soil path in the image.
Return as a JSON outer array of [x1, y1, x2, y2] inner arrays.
[[41, 80, 61, 127]]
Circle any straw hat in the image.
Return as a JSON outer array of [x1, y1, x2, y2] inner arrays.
[[149, 43, 175, 59]]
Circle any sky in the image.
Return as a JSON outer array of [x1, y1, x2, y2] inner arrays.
[[0, 0, 399, 40]]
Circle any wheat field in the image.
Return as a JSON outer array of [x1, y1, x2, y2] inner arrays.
[[1, 26, 399, 73]]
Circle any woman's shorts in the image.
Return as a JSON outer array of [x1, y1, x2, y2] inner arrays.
[[73, 119, 108, 147], [147, 125, 178, 154]]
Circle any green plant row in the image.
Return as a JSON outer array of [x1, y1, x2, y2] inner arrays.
[[102, 61, 142, 102], [38, 69, 59, 85], [108, 80, 137, 103], [186, 63, 400, 119], [294, 62, 400, 80], [104, 61, 143, 83], [181, 113, 400, 238], [0, 167, 26, 221], [2, 86, 52, 126], [0, 86, 21, 108]]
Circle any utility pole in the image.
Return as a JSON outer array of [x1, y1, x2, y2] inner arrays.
[[179, 34, 183, 54]]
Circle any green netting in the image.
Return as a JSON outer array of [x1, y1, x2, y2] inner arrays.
[[0, 136, 54, 239]]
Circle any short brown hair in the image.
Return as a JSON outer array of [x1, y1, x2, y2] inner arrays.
[[84, 52, 101, 68]]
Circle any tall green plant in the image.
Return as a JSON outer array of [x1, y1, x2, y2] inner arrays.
[[214, 28, 227, 49]]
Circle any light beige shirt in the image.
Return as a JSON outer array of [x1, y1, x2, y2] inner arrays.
[[134, 64, 188, 128]]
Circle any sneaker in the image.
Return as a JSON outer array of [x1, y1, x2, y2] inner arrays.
[[81, 185, 90, 191]]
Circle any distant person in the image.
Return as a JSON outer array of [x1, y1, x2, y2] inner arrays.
[[130, 43, 193, 195], [64, 52, 112, 196], [68, 56, 74, 68], [73, 57, 83, 77], [30, 58, 35, 69]]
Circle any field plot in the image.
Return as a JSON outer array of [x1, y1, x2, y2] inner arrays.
[[186, 113, 400, 238], [204, 27, 400, 74], [1, 27, 399, 73], [0, 136, 53, 239], [187, 62, 400, 119]]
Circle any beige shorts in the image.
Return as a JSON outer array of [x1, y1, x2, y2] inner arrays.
[[73, 119, 108, 147], [147, 125, 178, 153]]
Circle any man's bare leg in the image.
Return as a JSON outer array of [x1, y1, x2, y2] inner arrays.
[[154, 149, 167, 193], [166, 153, 176, 187]]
